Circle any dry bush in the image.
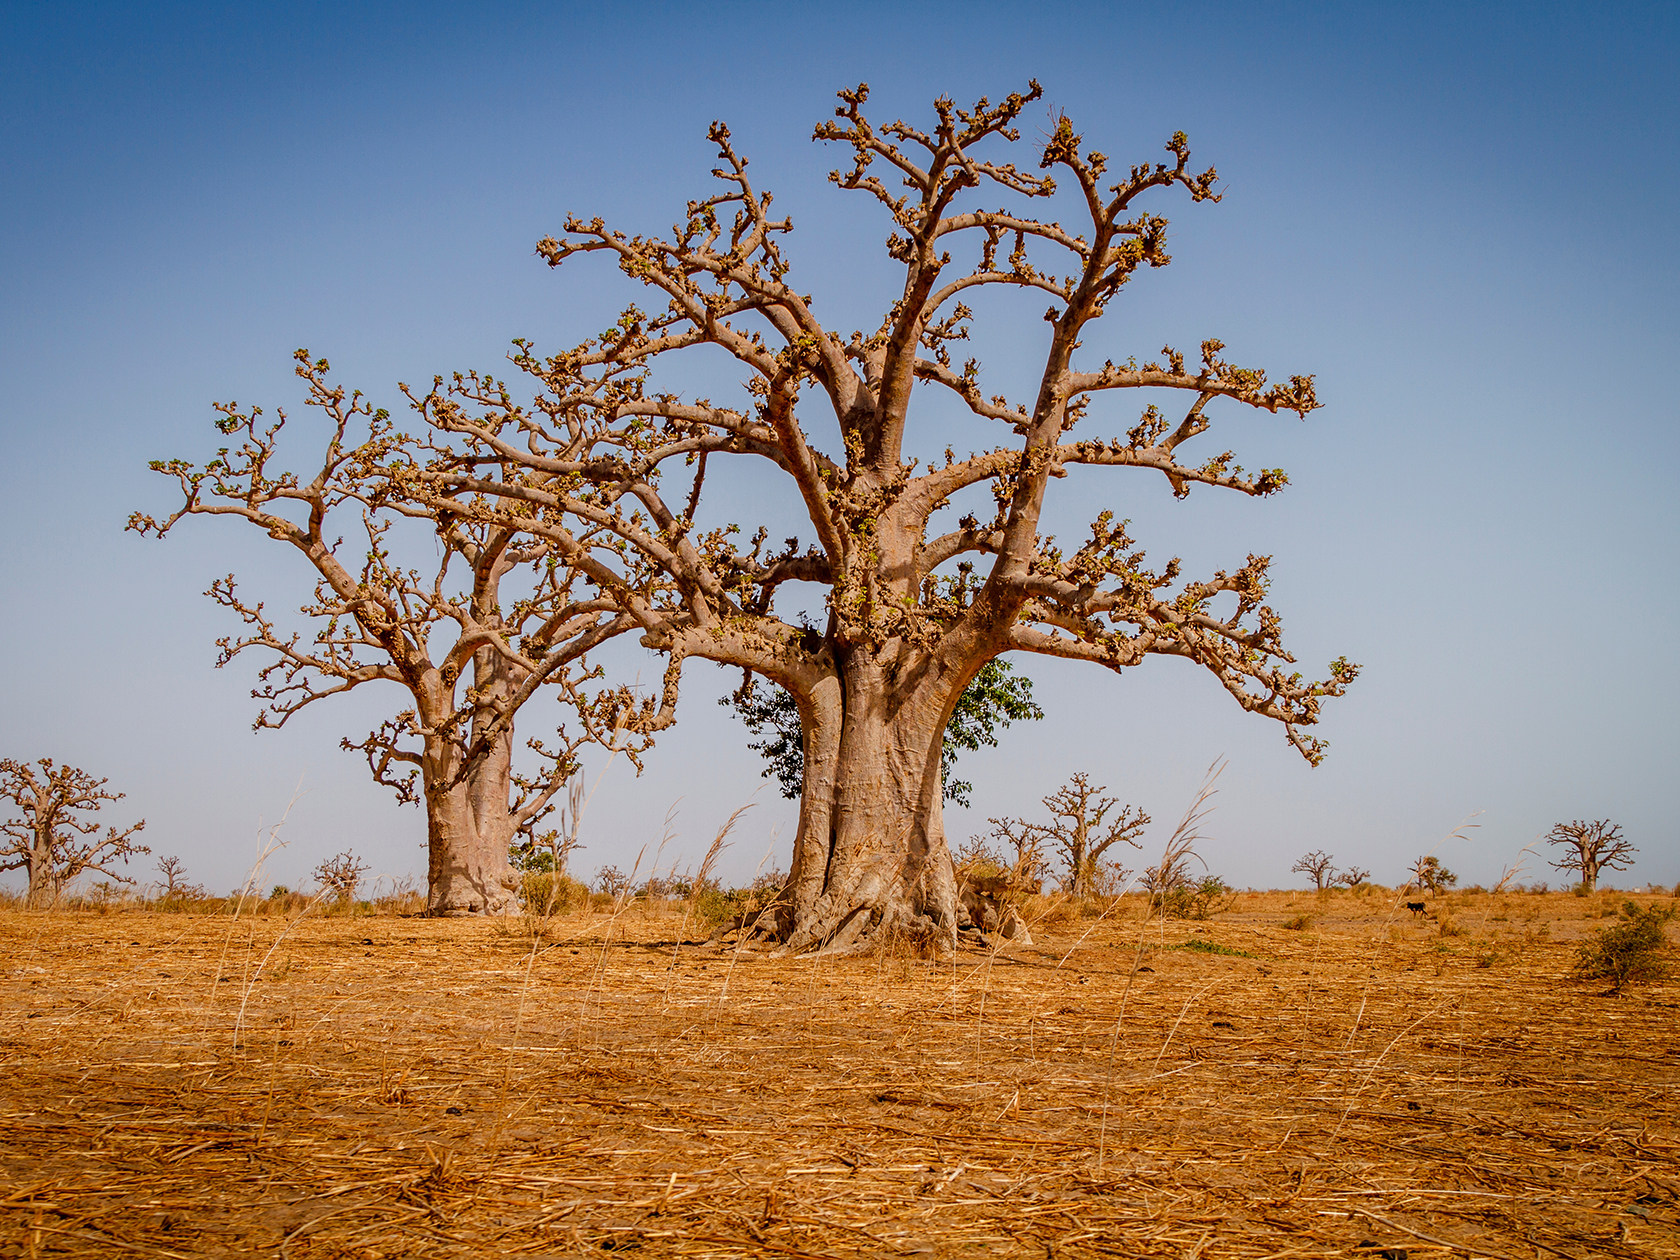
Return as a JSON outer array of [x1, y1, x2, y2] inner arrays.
[[517, 872, 589, 917], [1029, 894, 1079, 926], [371, 875, 425, 916], [312, 850, 369, 906], [1571, 900, 1677, 992], [1154, 876, 1235, 920]]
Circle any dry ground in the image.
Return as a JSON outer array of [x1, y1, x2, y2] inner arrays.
[[2, 889, 1676, 1258]]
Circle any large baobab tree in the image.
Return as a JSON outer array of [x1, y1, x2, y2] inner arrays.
[[1, 759, 149, 907], [131, 353, 656, 914], [397, 82, 1357, 950], [1545, 819, 1635, 892]]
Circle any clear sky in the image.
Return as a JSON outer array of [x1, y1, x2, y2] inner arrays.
[[2, 1, 1675, 898]]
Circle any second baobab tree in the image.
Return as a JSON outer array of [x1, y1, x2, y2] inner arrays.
[[1545, 819, 1635, 893], [1291, 849, 1337, 891], [398, 82, 1357, 951], [1, 759, 148, 908], [132, 354, 657, 915]]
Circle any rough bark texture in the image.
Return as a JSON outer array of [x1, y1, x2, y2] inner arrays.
[[780, 649, 966, 952], [401, 83, 1359, 951]]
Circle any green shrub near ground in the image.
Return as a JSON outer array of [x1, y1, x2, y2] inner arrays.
[[1571, 900, 1677, 992], [1154, 877, 1234, 921], [1168, 939, 1255, 958], [690, 883, 784, 934]]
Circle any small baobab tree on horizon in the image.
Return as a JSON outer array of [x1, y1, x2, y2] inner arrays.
[[986, 773, 1149, 899], [1545, 819, 1635, 892], [1408, 855, 1457, 896], [131, 355, 660, 915], [1334, 864, 1371, 888], [313, 850, 370, 906], [378, 82, 1357, 951], [1291, 849, 1336, 891], [1, 759, 149, 908]]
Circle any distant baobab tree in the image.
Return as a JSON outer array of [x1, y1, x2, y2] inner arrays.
[[987, 773, 1149, 898], [131, 355, 658, 914], [1291, 849, 1337, 891], [1408, 855, 1456, 895], [1545, 819, 1635, 892], [1, 759, 148, 907], [383, 82, 1357, 951]]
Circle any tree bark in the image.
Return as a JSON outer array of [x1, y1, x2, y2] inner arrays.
[[780, 647, 968, 953], [25, 831, 53, 909], [419, 649, 522, 916], [424, 760, 518, 915]]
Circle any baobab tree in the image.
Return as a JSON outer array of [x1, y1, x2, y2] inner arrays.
[[394, 83, 1357, 950], [1291, 849, 1336, 891], [1, 759, 149, 907], [1408, 855, 1456, 895], [988, 773, 1149, 898], [1545, 819, 1635, 892], [131, 353, 657, 914]]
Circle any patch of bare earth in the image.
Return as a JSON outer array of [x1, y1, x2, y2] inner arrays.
[[1, 892, 1676, 1257]]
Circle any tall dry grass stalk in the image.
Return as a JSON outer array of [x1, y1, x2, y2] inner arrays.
[[1098, 757, 1222, 1169], [1337, 811, 1489, 1058], [575, 803, 676, 1045], [662, 800, 754, 1006], [215, 781, 312, 1050], [711, 832, 788, 1021]]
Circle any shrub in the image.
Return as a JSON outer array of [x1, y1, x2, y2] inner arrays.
[[1571, 901, 1677, 992], [595, 865, 631, 897], [1281, 914, 1313, 931], [1154, 876, 1234, 920], [371, 875, 425, 916], [312, 850, 368, 905], [691, 885, 740, 932], [1168, 939, 1254, 958], [518, 872, 589, 917]]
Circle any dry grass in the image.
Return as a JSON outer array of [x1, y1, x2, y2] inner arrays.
[[1, 889, 1676, 1258]]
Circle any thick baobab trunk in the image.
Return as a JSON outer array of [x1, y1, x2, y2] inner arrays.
[[781, 651, 965, 954], [424, 735, 519, 915], [421, 649, 522, 916], [25, 840, 55, 909]]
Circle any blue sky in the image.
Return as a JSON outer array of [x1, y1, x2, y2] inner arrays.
[[1, 2, 1675, 896]]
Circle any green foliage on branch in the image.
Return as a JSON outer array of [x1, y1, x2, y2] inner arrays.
[[725, 659, 1043, 807]]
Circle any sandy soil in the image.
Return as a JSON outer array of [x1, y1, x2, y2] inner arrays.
[[1, 888, 1676, 1257]]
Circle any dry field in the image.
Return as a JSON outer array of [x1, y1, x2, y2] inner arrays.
[[2, 889, 1676, 1258]]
